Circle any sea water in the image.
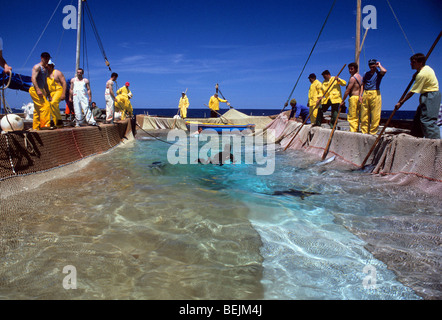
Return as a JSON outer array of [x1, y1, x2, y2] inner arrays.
[[0, 133, 438, 300]]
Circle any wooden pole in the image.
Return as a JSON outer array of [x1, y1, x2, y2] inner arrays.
[[321, 104, 343, 160], [356, 28, 369, 64], [283, 64, 347, 151], [355, 0, 361, 66]]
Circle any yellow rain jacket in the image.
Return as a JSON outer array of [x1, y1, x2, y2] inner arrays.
[[308, 79, 323, 107], [209, 95, 227, 111], [115, 87, 133, 120], [321, 77, 347, 104], [117, 86, 130, 96], [308, 79, 323, 123], [179, 96, 189, 118]]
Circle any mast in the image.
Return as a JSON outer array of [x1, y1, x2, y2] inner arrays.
[[355, 0, 361, 66], [75, 0, 83, 73]]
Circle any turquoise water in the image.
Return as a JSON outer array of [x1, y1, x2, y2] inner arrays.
[[1, 134, 439, 299]]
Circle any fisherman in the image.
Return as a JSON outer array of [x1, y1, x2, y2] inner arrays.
[[91, 102, 103, 121], [0, 36, 12, 73], [198, 144, 235, 166], [117, 82, 131, 96], [315, 70, 346, 128], [179, 91, 189, 119], [29, 52, 52, 130], [360, 59, 387, 135], [47, 59, 67, 128], [70, 68, 97, 127], [341, 62, 363, 132], [115, 84, 133, 120], [395, 53, 441, 139], [284, 98, 310, 124], [105, 72, 118, 123], [208, 93, 229, 118], [307, 73, 323, 124], [192, 127, 203, 136]]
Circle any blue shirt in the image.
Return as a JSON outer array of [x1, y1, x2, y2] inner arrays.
[[289, 104, 311, 124], [363, 69, 384, 90]]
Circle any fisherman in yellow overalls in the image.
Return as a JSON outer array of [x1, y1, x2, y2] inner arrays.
[[340, 63, 363, 132], [47, 60, 67, 128], [360, 59, 387, 135], [178, 92, 189, 119], [307, 73, 323, 124], [208, 93, 229, 118], [115, 82, 133, 120], [315, 70, 346, 128], [29, 52, 52, 130]]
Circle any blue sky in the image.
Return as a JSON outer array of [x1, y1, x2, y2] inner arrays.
[[2, 0, 441, 112]]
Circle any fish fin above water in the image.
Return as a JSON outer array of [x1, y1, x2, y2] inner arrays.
[[270, 188, 320, 199], [315, 155, 336, 166]]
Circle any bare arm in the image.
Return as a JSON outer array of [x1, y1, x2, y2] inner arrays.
[[69, 79, 74, 102], [359, 78, 365, 103], [395, 91, 414, 109], [31, 64, 44, 96], [0, 50, 12, 73], [109, 81, 116, 99], [85, 79, 92, 103], [57, 71, 67, 100], [341, 77, 355, 105], [377, 62, 387, 75]]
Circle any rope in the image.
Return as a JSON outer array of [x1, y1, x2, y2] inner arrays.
[[386, 0, 415, 54], [84, 1, 112, 71], [136, 122, 186, 146], [21, 0, 63, 70], [4, 134, 17, 175], [82, 4, 91, 81], [281, 0, 337, 112], [71, 130, 84, 158]]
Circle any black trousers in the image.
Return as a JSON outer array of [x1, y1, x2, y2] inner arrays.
[[315, 101, 340, 128]]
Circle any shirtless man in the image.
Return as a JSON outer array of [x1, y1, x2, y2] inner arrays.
[[47, 60, 67, 128], [105, 72, 118, 123], [341, 62, 363, 132], [70, 68, 96, 126], [29, 52, 52, 130]]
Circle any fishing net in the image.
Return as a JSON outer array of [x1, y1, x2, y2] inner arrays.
[[265, 115, 442, 196], [264, 114, 442, 299], [0, 121, 133, 194], [136, 109, 273, 132]]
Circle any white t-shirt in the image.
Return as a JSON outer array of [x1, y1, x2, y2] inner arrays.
[[0, 37, 3, 51]]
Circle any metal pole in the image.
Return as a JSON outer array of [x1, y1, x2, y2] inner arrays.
[[75, 0, 83, 73]]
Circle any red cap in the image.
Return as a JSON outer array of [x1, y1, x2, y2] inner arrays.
[[126, 82, 130, 86]]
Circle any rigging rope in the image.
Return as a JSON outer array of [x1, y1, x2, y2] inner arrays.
[[281, 0, 337, 112], [84, 1, 112, 71], [385, 0, 414, 54], [21, 0, 63, 70], [82, 3, 91, 81]]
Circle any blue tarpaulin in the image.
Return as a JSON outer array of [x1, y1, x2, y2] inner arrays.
[[0, 71, 32, 92]]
